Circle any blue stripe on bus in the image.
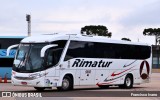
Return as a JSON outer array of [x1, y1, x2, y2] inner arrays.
[[0, 67, 12, 79], [0, 57, 14, 58], [0, 36, 26, 38]]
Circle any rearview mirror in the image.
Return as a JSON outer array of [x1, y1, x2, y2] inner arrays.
[[40, 44, 58, 57], [7, 44, 19, 56]]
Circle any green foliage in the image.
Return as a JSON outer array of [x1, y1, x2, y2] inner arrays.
[[143, 28, 160, 45], [81, 25, 112, 38], [121, 38, 131, 41], [143, 28, 160, 36]]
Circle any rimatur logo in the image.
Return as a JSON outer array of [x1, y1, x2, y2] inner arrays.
[[72, 59, 112, 68], [140, 61, 150, 80]]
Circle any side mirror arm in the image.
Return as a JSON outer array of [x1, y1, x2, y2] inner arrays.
[[7, 44, 19, 56], [40, 44, 58, 57]]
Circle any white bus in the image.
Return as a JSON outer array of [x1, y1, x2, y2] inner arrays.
[[7, 34, 152, 91]]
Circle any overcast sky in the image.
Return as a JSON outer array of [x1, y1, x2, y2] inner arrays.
[[0, 0, 160, 44]]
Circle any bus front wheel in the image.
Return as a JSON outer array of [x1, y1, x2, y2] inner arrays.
[[57, 76, 73, 91], [120, 75, 133, 89]]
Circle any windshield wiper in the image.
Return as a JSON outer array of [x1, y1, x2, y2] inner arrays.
[[27, 56, 33, 71], [17, 53, 26, 68]]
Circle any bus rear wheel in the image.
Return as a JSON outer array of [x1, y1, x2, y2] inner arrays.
[[57, 76, 73, 91], [34, 87, 45, 91]]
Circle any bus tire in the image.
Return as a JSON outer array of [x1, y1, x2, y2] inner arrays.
[[98, 85, 109, 89], [57, 76, 73, 91], [34, 87, 45, 91], [123, 75, 133, 89]]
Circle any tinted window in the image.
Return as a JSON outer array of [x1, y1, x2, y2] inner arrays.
[[0, 38, 22, 49], [45, 40, 67, 67], [0, 38, 23, 68], [0, 58, 14, 67], [64, 41, 151, 60]]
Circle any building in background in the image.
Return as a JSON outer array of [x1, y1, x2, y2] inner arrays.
[[152, 45, 160, 69]]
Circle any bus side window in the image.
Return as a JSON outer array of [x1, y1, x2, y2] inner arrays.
[[46, 47, 63, 67]]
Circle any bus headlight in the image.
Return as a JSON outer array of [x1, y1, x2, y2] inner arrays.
[[29, 73, 45, 79]]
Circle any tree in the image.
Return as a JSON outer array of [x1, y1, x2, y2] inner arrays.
[[81, 25, 112, 38], [143, 28, 160, 45], [121, 38, 131, 41]]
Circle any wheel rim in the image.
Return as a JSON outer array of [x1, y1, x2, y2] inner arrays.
[[126, 77, 131, 87], [62, 78, 69, 89]]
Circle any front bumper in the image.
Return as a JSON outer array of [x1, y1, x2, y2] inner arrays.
[[11, 76, 59, 87], [11, 76, 46, 87]]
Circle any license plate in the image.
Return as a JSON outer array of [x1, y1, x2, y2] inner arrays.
[[21, 82, 27, 85]]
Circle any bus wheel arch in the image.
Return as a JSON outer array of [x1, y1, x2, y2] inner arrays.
[[119, 73, 133, 89], [57, 73, 74, 91]]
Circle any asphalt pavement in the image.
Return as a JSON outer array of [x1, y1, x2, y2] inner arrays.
[[0, 73, 160, 100]]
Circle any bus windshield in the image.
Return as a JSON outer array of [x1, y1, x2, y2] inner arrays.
[[13, 40, 67, 73], [13, 43, 47, 73]]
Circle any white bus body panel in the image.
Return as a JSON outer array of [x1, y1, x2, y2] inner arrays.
[[58, 58, 152, 86]]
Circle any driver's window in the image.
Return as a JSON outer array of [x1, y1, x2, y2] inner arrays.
[[46, 47, 63, 67], [47, 50, 53, 66], [45, 40, 67, 68]]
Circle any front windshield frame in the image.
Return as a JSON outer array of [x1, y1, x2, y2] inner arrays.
[[13, 40, 67, 73]]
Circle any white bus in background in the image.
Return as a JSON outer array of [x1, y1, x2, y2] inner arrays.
[[7, 34, 152, 91]]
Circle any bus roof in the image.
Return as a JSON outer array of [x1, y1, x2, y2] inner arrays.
[[21, 34, 150, 46]]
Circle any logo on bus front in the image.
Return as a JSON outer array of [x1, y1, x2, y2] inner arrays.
[[140, 61, 150, 80]]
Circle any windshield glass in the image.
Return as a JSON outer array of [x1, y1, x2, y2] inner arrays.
[[13, 43, 47, 73]]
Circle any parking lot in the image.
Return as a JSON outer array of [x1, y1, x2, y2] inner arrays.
[[0, 73, 160, 100]]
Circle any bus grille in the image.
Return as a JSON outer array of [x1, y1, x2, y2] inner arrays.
[[14, 76, 34, 80]]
